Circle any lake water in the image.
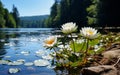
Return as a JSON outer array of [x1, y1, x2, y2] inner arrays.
[[0, 28, 59, 75]]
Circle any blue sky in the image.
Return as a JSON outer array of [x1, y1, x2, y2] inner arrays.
[[1, 0, 54, 16]]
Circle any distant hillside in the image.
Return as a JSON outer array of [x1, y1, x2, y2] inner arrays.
[[20, 15, 48, 21], [20, 15, 49, 28]]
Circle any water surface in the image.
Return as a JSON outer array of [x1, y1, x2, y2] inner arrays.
[[0, 28, 57, 75]]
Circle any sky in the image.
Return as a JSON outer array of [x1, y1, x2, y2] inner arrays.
[[1, 0, 54, 17]]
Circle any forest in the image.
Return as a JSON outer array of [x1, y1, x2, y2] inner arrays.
[[0, 0, 120, 28], [0, 1, 19, 28], [45, 0, 120, 28], [20, 15, 48, 28]]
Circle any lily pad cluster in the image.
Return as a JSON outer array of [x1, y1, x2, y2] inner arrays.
[[0, 49, 55, 74]]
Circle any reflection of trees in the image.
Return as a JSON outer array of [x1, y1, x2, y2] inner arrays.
[[0, 30, 7, 59], [0, 29, 21, 59], [0, 49, 6, 59]]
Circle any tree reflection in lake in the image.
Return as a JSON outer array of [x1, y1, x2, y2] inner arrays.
[[0, 30, 7, 59]]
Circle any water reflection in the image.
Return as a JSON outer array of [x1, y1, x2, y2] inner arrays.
[[0, 28, 82, 75], [0, 31, 7, 59], [0, 28, 56, 75]]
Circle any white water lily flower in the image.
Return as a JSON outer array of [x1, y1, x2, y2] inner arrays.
[[80, 27, 99, 39], [44, 36, 57, 47], [34, 59, 50, 66], [61, 22, 78, 34], [9, 68, 20, 74]]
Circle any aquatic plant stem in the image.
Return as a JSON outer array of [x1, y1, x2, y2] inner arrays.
[[53, 47, 57, 54], [85, 39, 89, 54], [70, 34, 76, 54], [80, 39, 86, 52], [83, 38, 89, 63]]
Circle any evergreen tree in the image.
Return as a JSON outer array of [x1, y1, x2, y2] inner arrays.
[[4, 8, 16, 28], [86, 0, 99, 26], [0, 1, 5, 27], [45, 0, 60, 27], [60, 0, 70, 24], [11, 5, 20, 27], [69, 0, 87, 28], [46, 0, 88, 28], [0, 1, 17, 28]]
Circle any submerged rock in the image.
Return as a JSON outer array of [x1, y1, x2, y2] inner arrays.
[[102, 50, 120, 59], [82, 65, 117, 75]]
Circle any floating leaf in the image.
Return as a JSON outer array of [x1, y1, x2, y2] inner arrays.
[[8, 61, 23, 66], [34, 59, 50, 66], [24, 62, 33, 66], [0, 60, 9, 65], [42, 55, 53, 60], [9, 68, 20, 74]]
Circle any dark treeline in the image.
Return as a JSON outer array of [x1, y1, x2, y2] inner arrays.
[[44, 0, 120, 28], [0, 1, 20, 28], [1, 0, 120, 28], [20, 15, 48, 28]]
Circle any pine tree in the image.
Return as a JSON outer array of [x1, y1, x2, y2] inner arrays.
[[0, 1, 5, 27], [11, 5, 20, 27]]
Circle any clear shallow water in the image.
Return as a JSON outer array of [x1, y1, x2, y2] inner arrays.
[[0, 28, 58, 75]]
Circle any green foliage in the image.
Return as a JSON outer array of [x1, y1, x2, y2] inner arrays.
[[0, 1, 5, 27], [0, 14, 5, 28], [8, 14, 16, 28], [11, 5, 20, 27], [4, 9, 16, 28], [70, 41, 86, 52], [46, 0, 88, 28], [46, 0, 120, 28], [0, 1, 19, 28], [86, 0, 98, 26], [87, 16, 96, 25], [45, 0, 61, 28], [20, 15, 48, 28], [89, 39, 100, 46]]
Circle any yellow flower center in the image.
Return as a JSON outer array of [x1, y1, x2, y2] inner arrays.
[[45, 38, 55, 44], [86, 30, 94, 35]]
